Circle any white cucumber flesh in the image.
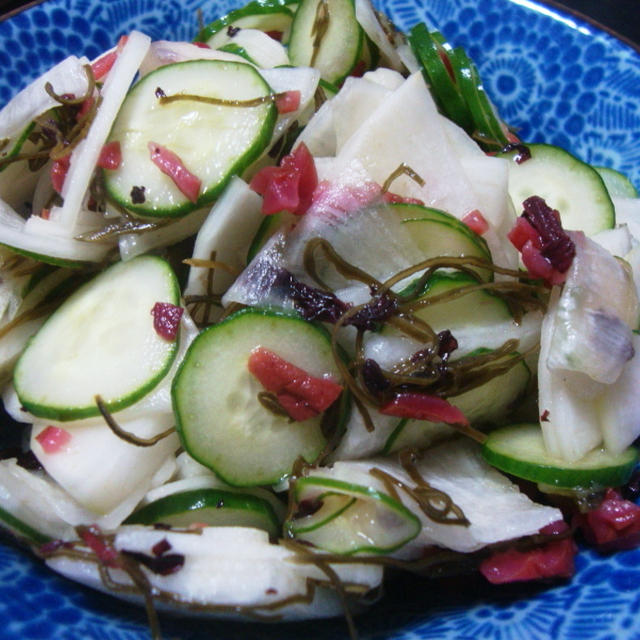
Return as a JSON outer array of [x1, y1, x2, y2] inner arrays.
[[288, 0, 363, 84], [105, 59, 276, 217], [172, 308, 345, 487], [14, 255, 181, 421], [287, 476, 421, 554], [391, 202, 493, 281], [502, 143, 615, 236]]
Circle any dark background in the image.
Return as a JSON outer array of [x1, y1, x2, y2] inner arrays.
[[0, 0, 639, 46]]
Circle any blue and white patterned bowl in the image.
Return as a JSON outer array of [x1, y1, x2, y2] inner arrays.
[[1, 1, 640, 639]]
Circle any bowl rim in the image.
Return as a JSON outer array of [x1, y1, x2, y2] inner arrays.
[[0, 0, 638, 55]]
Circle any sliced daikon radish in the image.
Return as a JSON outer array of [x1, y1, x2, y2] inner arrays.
[[49, 31, 152, 233], [184, 177, 263, 324], [0, 55, 90, 140], [31, 415, 178, 515], [47, 526, 384, 620], [336, 72, 480, 216]]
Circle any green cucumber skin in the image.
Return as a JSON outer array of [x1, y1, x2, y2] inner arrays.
[[0, 505, 51, 545], [482, 423, 639, 489], [196, 0, 295, 43], [289, 494, 357, 534], [501, 143, 615, 234], [286, 476, 421, 555], [594, 166, 638, 198], [15, 256, 181, 422], [408, 25, 473, 133], [104, 60, 277, 219], [391, 202, 493, 281], [125, 488, 281, 536], [0, 242, 88, 270], [172, 307, 347, 487]]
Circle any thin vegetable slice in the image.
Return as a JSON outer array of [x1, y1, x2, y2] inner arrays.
[[14, 255, 181, 421], [104, 59, 277, 217], [288, 0, 363, 84], [287, 476, 421, 554], [126, 488, 281, 536], [172, 308, 346, 486], [482, 423, 638, 489]]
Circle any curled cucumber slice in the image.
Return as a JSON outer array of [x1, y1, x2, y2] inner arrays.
[[125, 488, 281, 537], [481, 423, 638, 489], [14, 255, 181, 421], [286, 476, 421, 554]]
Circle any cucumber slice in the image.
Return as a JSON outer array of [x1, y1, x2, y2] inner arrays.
[[14, 256, 181, 421], [482, 423, 639, 489], [450, 46, 509, 149], [391, 202, 493, 281], [408, 25, 473, 133], [286, 476, 421, 554], [384, 352, 530, 454], [172, 308, 346, 486], [104, 59, 277, 218], [501, 143, 615, 235], [125, 488, 281, 536], [246, 210, 296, 262], [288, 0, 363, 84], [197, 0, 296, 47], [401, 271, 512, 334], [594, 166, 638, 198]]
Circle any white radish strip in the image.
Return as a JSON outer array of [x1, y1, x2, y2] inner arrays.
[[354, 0, 404, 71], [336, 72, 479, 216], [0, 199, 112, 263], [185, 177, 263, 305], [0, 56, 90, 139], [31, 417, 179, 515], [119, 208, 209, 261], [222, 29, 289, 68], [538, 287, 602, 462], [51, 31, 152, 233], [47, 526, 383, 620], [260, 66, 320, 140], [139, 40, 248, 77]]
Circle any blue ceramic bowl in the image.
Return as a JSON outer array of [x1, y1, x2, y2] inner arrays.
[[0, 1, 639, 639]]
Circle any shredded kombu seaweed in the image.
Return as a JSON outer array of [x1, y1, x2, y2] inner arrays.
[[95, 395, 175, 447], [276, 238, 545, 435]]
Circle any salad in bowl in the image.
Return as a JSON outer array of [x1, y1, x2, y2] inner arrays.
[[0, 0, 639, 637]]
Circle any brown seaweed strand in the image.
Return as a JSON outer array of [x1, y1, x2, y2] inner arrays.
[[257, 391, 293, 420], [0, 299, 62, 340], [310, 0, 330, 68], [44, 64, 96, 106], [49, 94, 102, 160], [158, 92, 287, 109], [400, 449, 469, 524], [182, 257, 239, 275], [370, 460, 469, 526], [304, 237, 385, 292], [95, 395, 175, 447], [380, 163, 425, 193]]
